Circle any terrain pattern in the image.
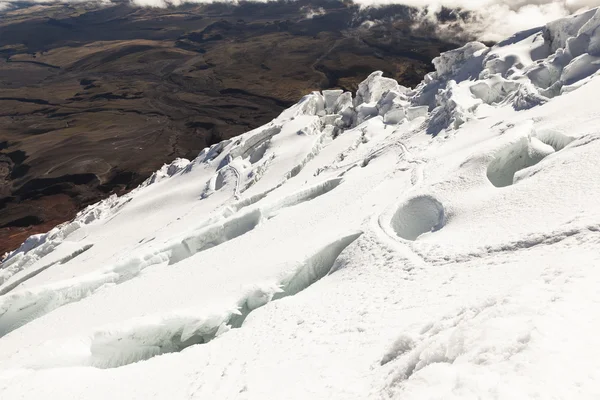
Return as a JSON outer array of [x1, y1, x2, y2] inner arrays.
[[0, 0, 458, 254]]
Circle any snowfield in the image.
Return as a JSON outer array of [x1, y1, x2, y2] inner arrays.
[[2, 8, 600, 399]]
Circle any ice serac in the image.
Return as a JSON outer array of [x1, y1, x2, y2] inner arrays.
[[2, 8, 600, 400]]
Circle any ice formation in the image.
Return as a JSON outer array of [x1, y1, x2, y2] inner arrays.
[[2, 8, 600, 400]]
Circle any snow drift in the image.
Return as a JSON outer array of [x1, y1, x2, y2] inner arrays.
[[2, 7, 600, 400]]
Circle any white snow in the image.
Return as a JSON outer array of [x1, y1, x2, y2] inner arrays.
[[2, 8, 600, 400]]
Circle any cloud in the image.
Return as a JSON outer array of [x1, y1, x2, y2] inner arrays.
[[0, 1, 13, 10], [0, 0, 112, 12], [353, 0, 600, 41], [0, 0, 599, 41]]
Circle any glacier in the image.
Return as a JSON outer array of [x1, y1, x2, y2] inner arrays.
[[2, 7, 600, 399]]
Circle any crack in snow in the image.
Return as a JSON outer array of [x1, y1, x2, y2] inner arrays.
[[87, 232, 362, 369]]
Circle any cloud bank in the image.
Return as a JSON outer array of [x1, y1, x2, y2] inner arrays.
[[367, 0, 600, 41], [0, 0, 599, 41]]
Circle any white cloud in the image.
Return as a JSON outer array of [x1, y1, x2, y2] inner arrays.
[[352, 0, 600, 41], [302, 6, 326, 19], [1, 0, 599, 41]]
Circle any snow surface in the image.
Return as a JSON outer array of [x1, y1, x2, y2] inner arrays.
[[2, 8, 600, 399]]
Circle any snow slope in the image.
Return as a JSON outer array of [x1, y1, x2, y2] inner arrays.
[[2, 8, 600, 399]]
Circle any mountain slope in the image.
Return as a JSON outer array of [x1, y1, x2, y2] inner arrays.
[[0, 0, 457, 255], [1, 7, 600, 399]]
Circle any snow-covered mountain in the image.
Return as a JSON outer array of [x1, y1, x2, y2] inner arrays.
[[2, 7, 600, 399]]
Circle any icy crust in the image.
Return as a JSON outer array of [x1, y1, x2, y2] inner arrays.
[[1, 9, 600, 400]]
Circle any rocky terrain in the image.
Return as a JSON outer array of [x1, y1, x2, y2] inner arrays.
[[0, 0, 459, 254]]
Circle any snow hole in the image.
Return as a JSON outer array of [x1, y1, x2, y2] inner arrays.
[[487, 132, 574, 187], [391, 196, 445, 241]]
